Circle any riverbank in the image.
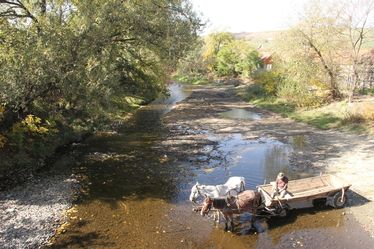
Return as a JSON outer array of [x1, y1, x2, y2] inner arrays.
[[0, 110, 141, 249], [0, 154, 79, 249]]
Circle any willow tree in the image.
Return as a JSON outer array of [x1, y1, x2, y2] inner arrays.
[[0, 0, 201, 130]]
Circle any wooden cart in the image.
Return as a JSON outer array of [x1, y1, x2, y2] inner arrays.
[[257, 174, 351, 217]]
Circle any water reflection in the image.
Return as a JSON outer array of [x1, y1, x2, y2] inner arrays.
[[195, 134, 297, 189], [288, 135, 307, 151], [220, 109, 262, 120]]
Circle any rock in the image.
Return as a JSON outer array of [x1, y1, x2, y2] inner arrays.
[[6, 208, 15, 213]]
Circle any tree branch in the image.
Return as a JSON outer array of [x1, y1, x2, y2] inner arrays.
[[0, 0, 39, 24]]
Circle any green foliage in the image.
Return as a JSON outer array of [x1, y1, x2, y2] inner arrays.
[[175, 39, 209, 80], [0, 0, 200, 121], [214, 39, 260, 77], [215, 45, 238, 76], [277, 80, 326, 107], [203, 32, 234, 64], [176, 32, 261, 81], [244, 84, 268, 100], [252, 70, 283, 96], [0, 0, 201, 171], [5, 114, 59, 162]]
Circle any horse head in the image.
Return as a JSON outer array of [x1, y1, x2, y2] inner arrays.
[[189, 182, 200, 202]]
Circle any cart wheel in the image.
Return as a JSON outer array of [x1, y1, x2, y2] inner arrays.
[[278, 209, 288, 217], [332, 192, 348, 208], [274, 205, 288, 217]]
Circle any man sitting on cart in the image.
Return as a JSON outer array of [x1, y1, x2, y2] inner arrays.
[[271, 172, 289, 199]]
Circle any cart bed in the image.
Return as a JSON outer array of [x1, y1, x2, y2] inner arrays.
[[258, 174, 351, 208]]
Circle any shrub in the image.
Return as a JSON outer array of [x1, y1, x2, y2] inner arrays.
[[252, 70, 283, 96], [277, 80, 325, 107], [9, 114, 58, 151], [343, 102, 374, 124], [244, 82, 270, 100]]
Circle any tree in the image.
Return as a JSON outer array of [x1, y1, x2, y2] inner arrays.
[[0, 0, 202, 149], [202, 32, 234, 71], [340, 0, 374, 101], [275, 0, 374, 101], [294, 0, 345, 99], [215, 39, 260, 77], [0, 0, 201, 126]]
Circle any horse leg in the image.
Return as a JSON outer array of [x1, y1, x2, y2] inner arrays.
[[223, 213, 229, 232], [229, 214, 235, 232], [212, 211, 219, 227], [250, 210, 257, 230]]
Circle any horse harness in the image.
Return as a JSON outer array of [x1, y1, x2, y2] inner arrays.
[[208, 191, 261, 213]]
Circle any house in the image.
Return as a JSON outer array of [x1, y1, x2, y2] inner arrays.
[[260, 54, 272, 71]]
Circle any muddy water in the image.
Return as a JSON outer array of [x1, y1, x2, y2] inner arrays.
[[50, 84, 373, 249]]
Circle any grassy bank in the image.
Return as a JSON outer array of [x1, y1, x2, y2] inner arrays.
[[237, 85, 374, 135]]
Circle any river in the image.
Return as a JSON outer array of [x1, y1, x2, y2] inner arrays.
[[49, 83, 373, 249]]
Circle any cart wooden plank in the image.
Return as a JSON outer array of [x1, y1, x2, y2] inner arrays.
[[257, 174, 351, 209]]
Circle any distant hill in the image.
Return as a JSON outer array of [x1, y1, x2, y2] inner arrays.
[[233, 31, 283, 52], [233, 29, 374, 53]]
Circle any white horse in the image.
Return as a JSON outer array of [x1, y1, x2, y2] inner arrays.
[[189, 176, 246, 203]]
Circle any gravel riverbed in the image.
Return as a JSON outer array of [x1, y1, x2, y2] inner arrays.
[[0, 173, 77, 249]]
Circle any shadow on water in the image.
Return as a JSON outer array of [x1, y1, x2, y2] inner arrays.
[[49, 84, 373, 249]]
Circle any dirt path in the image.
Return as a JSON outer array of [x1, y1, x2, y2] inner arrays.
[[164, 83, 374, 237]]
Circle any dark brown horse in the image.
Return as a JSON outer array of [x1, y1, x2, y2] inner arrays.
[[200, 190, 262, 232]]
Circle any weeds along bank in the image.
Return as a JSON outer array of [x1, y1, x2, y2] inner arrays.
[[0, 0, 202, 188]]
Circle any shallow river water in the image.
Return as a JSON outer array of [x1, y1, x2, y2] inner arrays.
[[50, 84, 373, 249]]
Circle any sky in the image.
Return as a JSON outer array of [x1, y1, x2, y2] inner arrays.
[[190, 0, 310, 34]]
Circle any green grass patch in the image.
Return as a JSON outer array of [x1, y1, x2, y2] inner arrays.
[[239, 85, 371, 134], [291, 111, 342, 130]]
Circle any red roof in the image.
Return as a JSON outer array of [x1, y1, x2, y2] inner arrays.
[[261, 55, 272, 65]]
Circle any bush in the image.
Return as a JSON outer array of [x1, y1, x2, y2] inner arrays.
[[252, 70, 283, 96], [8, 115, 58, 153], [342, 102, 374, 123], [277, 80, 325, 107], [245, 83, 268, 100]]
